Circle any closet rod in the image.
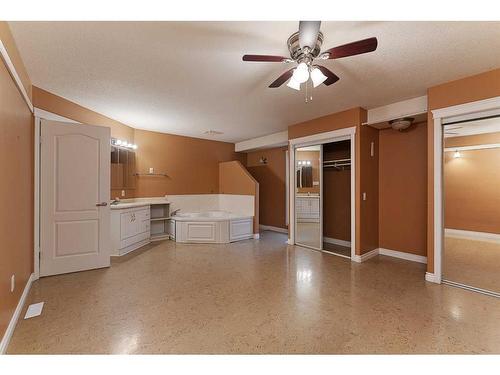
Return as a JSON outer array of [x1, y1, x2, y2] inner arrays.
[[323, 158, 351, 164]]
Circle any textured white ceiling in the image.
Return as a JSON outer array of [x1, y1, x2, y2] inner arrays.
[[9, 21, 500, 142]]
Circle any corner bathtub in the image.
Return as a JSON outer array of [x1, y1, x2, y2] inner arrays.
[[172, 211, 254, 243]]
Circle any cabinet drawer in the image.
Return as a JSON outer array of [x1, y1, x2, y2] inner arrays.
[[120, 230, 150, 249]]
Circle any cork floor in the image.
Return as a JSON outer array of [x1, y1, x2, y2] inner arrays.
[[8, 231, 500, 354], [444, 236, 500, 294]]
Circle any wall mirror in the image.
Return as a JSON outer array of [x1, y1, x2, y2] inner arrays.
[[111, 146, 136, 190]]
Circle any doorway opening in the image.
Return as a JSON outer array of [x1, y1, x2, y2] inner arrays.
[[322, 140, 351, 258], [290, 127, 356, 260]]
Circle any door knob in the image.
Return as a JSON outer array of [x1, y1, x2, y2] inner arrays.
[[96, 202, 108, 207]]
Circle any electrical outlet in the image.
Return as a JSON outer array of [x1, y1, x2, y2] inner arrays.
[[10, 274, 15, 292], [121, 190, 125, 197]]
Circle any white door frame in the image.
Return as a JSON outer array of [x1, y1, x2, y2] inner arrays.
[[33, 110, 80, 280], [288, 126, 356, 260], [430, 96, 500, 284]]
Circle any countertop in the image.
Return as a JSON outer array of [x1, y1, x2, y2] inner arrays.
[[110, 197, 170, 210]]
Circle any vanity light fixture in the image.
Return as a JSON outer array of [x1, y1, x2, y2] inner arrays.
[[111, 138, 138, 150]]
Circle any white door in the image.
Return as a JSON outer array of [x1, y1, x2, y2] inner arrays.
[[40, 120, 110, 277]]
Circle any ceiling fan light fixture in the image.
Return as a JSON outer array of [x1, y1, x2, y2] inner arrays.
[[310, 67, 327, 87], [287, 76, 301, 91], [292, 62, 309, 83]]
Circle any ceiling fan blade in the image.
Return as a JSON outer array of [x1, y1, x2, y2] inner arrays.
[[299, 21, 321, 49], [315, 65, 340, 86], [324, 37, 378, 59], [269, 68, 295, 88], [243, 54, 289, 62]]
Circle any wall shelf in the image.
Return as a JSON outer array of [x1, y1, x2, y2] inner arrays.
[[133, 172, 168, 177]]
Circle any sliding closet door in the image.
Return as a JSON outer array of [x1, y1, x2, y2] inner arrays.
[[442, 119, 500, 296], [295, 145, 322, 250]]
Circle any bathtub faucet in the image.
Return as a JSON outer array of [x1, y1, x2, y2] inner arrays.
[[171, 209, 180, 216]]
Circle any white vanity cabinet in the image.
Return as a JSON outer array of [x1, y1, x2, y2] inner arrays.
[[111, 205, 151, 256], [296, 196, 320, 222]]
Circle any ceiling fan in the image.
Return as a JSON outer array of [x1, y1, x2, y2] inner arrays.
[[242, 21, 378, 92]]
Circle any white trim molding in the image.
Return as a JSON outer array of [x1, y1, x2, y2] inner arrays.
[[0, 273, 35, 354], [0, 39, 33, 113], [259, 224, 288, 234], [445, 228, 500, 244], [289, 126, 356, 147], [235, 131, 288, 152], [323, 236, 351, 248], [431, 95, 500, 285], [425, 272, 440, 283], [433, 96, 500, 122], [365, 95, 427, 126], [352, 248, 427, 264], [352, 248, 378, 263], [378, 248, 427, 264]]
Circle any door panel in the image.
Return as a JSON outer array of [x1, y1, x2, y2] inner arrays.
[[40, 120, 110, 277]]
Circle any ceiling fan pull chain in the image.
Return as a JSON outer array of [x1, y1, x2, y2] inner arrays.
[[305, 80, 308, 103]]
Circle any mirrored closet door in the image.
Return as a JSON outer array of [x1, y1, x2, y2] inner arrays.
[[442, 117, 500, 296], [295, 145, 322, 250]]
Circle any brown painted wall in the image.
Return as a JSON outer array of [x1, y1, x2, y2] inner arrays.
[[134, 129, 244, 197], [0, 48, 33, 339], [323, 141, 351, 242], [379, 122, 427, 256], [0, 22, 31, 99], [219, 161, 259, 233], [33, 86, 134, 142], [288, 108, 363, 140], [32, 88, 245, 201], [358, 124, 379, 254], [427, 68, 500, 273], [444, 134, 500, 234], [445, 131, 500, 148], [296, 150, 320, 194], [246, 147, 287, 229]]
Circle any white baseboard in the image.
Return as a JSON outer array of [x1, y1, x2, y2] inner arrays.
[[253, 233, 260, 239], [0, 273, 35, 354], [323, 236, 351, 248], [425, 272, 441, 284], [352, 248, 427, 264], [259, 224, 288, 234], [352, 248, 379, 263], [378, 248, 427, 264], [445, 228, 500, 243]]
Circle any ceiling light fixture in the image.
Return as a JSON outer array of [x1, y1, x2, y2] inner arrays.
[[286, 76, 301, 91], [292, 62, 310, 83], [453, 150, 461, 158], [310, 67, 327, 87]]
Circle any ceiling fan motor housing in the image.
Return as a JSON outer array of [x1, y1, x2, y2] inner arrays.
[[287, 31, 324, 63]]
